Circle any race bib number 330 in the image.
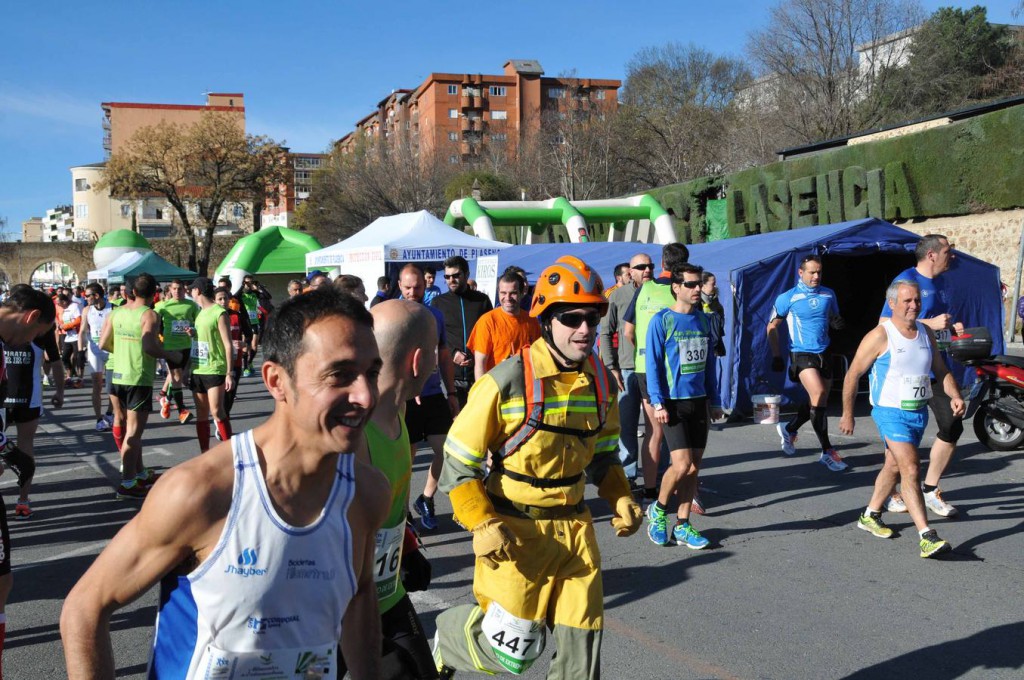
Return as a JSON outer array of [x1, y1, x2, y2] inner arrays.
[[677, 337, 708, 375]]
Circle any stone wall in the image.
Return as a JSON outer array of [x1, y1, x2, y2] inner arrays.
[[149, 235, 239, 275]]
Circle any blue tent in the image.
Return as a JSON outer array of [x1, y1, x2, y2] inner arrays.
[[485, 219, 1004, 413]]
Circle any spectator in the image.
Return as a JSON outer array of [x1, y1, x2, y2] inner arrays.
[[431, 255, 492, 407], [604, 262, 630, 297], [423, 270, 442, 306], [370, 276, 392, 307], [306, 270, 330, 290], [334, 274, 369, 304], [701, 271, 726, 357], [287, 278, 305, 297], [467, 270, 541, 379]]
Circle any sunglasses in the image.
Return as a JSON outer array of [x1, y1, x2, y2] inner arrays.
[[677, 280, 701, 289], [632, 264, 654, 271], [554, 309, 601, 329], [443, 273, 463, 280]]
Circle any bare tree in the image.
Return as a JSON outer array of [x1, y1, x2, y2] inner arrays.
[[746, 0, 924, 143], [99, 112, 289, 275]]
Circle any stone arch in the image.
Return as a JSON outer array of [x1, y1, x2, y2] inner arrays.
[[0, 242, 94, 285]]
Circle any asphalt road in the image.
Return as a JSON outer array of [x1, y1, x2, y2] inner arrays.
[[5, 364, 1023, 679]]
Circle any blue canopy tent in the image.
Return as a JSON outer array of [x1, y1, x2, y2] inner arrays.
[[487, 219, 1004, 414]]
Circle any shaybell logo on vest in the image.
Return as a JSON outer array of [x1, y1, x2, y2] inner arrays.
[[224, 547, 269, 577]]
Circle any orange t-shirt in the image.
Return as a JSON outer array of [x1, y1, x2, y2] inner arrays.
[[467, 308, 542, 372]]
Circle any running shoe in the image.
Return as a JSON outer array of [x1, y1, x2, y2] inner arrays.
[[160, 396, 171, 419], [242, 368, 253, 378], [819, 448, 849, 472], [115, 482, 149, 500], [95, 418, 111, 432], [919, 529, 952, 558], [645, 499, 663, 522], [857, 513, 894, 538], [104, 413, 114, 426], [13, 501, 31, 520], [647, 506, 669, 546], [691, 494, 707, 516], [886, 492, 908, 513], [413, 494, 438, 531], [777, 422, 797, 456], [924, 488, 958, 517], [137, 468, 160, 486], [179, 409, 194, 425], [673, 521, 710, 549]]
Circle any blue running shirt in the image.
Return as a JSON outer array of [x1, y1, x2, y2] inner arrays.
[[644, 308, 719, 407], [771, 282, 840, 354]]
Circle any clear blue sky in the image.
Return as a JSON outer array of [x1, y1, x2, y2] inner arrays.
[[1, 0, 1018, 237]]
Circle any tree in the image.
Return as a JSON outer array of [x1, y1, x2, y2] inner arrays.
[[444, 170, 517, 203], [99, 112, 289, 275], [619, 43, 751, 185], [747, 0, 924, 143]]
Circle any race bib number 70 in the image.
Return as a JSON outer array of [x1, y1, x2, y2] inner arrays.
[[900, 374, 932, 410]]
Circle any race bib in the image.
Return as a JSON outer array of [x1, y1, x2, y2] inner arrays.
[[935, 329, 952, 351], [199, 643, 336, 679], [677, 337, 708, 375], [248, 308, 259, 323], [91, 328, 101, 343], [171, 319, 191, 336], [192, 340, 210, 366], [899, 375, 932, 410], [481, 601, 545, 675], [373, 524, 404, 600]]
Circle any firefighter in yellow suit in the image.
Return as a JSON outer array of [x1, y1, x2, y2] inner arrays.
[[434, 256, 644, 679]]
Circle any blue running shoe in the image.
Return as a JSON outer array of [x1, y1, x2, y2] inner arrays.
[[645, 500, 662, 522], [414, 494, 438, 531], [673, 522, 710, 550], [647, 506, 668, 546]]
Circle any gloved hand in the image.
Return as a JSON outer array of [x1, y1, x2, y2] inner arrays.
[[610, 496, 642, 537], [472, 519, 522, 570], [771, 356, 785, 373]]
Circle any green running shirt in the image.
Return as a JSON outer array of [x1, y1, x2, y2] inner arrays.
[[366, 419, 412, 613], [633, 280, 676, 373], [191, 306, 228, 375], [155, 298, 200, 351], [112, 305, 156, 386]]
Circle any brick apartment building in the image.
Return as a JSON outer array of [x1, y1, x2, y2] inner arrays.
[[262, 151, 327, 228], [336, 59, 620, 162]]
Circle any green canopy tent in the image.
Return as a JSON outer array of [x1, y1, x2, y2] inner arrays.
[[107, 251, 198, 284], [215, 226, 323, 298]]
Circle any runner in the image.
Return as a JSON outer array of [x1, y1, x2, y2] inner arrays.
[[0, 284, 59, 679], [644, 263, 723, 548], [99, 273, 182, 499], [339, 299, 439, 679], [240, 276, 263, 378], [467, 270, 540, 379], [155, 279, 199, 425], [840, 279, 963, 558], [78, 283, 114, 431], [61, 287, 389, 679], [432, 256, 641, 680], [57, 293, 83, 387], [187, 278, 234, 453], [880, 234, 964, 516], [214, 286, 245, 416], [3, 327, 64, 523], [767, 255, 848, 472]]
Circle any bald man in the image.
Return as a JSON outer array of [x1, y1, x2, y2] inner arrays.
[[343, 300, 440, 678]]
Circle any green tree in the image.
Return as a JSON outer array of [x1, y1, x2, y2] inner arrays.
[[444, 171, 517, 203], [99, 112, 289, 275]]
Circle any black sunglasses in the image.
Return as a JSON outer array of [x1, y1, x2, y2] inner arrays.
[[677, 280, 701, 289], [554, 309, 601, 329], [631, 264, 654, 271], [443, 273, 463, 280]]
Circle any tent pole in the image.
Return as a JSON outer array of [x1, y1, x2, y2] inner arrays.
[[1010, 218, 1024, 345]]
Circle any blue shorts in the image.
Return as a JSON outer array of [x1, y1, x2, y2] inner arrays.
[[871, 406, 928, 447]]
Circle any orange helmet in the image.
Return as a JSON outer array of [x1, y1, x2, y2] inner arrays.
[[530, 255, 607, 318]]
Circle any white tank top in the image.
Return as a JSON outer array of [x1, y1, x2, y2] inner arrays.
[[869, 321, 934, 410], [86, 303, 112, 355], [147, 430, 358, 679]]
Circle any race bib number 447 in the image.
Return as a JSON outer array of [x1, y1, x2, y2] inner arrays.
[[481, 601, 545, 675]]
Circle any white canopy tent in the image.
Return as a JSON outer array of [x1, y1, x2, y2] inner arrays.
[[305, 210, 509, 290], [87, 251, 145, 281]]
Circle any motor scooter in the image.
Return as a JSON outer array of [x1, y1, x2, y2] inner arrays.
[[951, 327, 1024, 451]]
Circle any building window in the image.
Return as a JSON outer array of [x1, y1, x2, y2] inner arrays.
[[449, 155, 460, 164], [490, 133, 508, 142], [120, 204, 131, 218], [233, 204, 245, 218], [447, 84, 459, 95], [295, 170, 311, 181], [489, 86, 507, 97], [596, 90, 606, 100], [74, 178, 89, 192], [548, 87, 565, 99], [448, 132, 459, 142], [448, 109, 459, 119], [553, 134, 565, 145], [74, 204, 88, 218], [491, 110, 507, 120]]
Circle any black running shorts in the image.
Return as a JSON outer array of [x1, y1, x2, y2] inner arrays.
[[0, 494, 10, 576], [190, 373, 226, 395], [6, 406, 41, 425], [789, 352, 832, 382], [662, 397, 710, 451], [111, 384, 154, 412], [404, 393, 453, 443]]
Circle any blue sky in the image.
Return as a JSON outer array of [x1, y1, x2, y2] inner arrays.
[[1, 0, 1018, 237]]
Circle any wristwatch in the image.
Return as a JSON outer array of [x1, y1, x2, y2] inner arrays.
[[654, 404, 664, 411]]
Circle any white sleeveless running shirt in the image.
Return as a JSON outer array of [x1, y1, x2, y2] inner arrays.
[[869, 321, 934, 411], [147, 431, 358, 679], [86, 302, 112, 356]]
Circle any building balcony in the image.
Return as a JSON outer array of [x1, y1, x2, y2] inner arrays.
[[462, 95, 482, 110]]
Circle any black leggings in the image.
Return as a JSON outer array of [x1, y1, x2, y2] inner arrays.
[[61, 342, 80, 378]]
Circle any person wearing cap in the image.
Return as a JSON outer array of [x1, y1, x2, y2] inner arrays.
[[307, 270, 330, 291], [432, 256, 642, 680], [186, 278, 234, 452]]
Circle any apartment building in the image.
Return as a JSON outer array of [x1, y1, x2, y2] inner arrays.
[[336, 60, 619, 162], [262, 151, 327, 228], [21, 217, 45, 243], [72, 93, 252, 240]]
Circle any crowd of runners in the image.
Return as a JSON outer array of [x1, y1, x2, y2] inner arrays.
[[0, 232, 980, 678]]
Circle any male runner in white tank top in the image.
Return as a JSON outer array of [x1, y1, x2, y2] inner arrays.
[[839, 280, 964, 559], [61, 288, 390, 679]]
